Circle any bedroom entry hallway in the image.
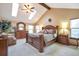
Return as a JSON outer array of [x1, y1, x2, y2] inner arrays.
[[8, 39, 79, 56]]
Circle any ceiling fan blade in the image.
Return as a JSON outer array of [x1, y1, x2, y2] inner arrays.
[[21, 9, 27, 10], [27, 5, 30, 7], [30, 10, 34, 12], [31, 7, 35, 9], [24, 5, 27, 8]]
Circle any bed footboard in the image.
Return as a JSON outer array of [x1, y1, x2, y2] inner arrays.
[[26, 33, 45, 52], [26, 31, 28, 43], [39, 35, 45, 52]]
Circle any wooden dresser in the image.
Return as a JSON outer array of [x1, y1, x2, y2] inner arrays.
[[15, 30, 26, 39], [0, 36, 8, 56], [15, 22, 26, 39], [57, 35, 69, 45]]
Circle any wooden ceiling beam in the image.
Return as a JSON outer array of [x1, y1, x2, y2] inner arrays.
[[39, 3, 51, 10]]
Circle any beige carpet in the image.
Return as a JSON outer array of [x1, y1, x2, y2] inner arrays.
[[8, 39, 79, 56]]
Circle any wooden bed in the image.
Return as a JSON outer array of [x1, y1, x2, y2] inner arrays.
[[26, 25, 58, 52]]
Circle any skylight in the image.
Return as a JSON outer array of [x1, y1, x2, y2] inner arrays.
[[12, 3, 19, 17], [28, 9, 36, 20]]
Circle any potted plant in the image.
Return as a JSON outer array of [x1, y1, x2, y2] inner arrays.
[[0, 20, 11, 35]]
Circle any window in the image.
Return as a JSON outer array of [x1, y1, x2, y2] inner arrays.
[[35, 25, 42, 33], [28, 25, 34, 33], [70, 19, 79, 38]]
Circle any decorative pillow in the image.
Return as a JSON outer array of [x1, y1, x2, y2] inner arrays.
[[44, 29, 48, 34], [46, 29, 56, 34], [39, 30, 44, 33], [39, 29, 47, 34], [46, 29, 52, 34], [39, 29, 56, 34]]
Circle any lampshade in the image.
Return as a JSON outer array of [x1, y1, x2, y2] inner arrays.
[[61, 21, 68, 29], [59, 20, 69, 35]]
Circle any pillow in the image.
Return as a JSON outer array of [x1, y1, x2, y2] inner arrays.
[[46, 29, 52, 34], [46, 29, 56, 34], [39, 29, 48, 34], [44, 29, 48, 34], [39, 30, 44, 33]]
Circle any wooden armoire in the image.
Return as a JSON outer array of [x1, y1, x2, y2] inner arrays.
[[15, 22, 26, 39]]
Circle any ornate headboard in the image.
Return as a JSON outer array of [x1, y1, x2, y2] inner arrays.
[[42, 25, 58, 30], [42, 25, 58, 34]]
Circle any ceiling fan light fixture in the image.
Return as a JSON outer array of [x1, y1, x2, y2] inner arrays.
[[21, 4, 35, 13]]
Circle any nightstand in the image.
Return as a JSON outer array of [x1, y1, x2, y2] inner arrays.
[[57, 35, 69, 45]]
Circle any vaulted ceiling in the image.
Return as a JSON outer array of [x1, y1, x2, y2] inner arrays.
[[0, 3, 79, 24], [45, 3, 79, 9], [0, 3, 48, 24]]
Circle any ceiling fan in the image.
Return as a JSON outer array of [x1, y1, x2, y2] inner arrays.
[[21, 4, 35, 13]]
